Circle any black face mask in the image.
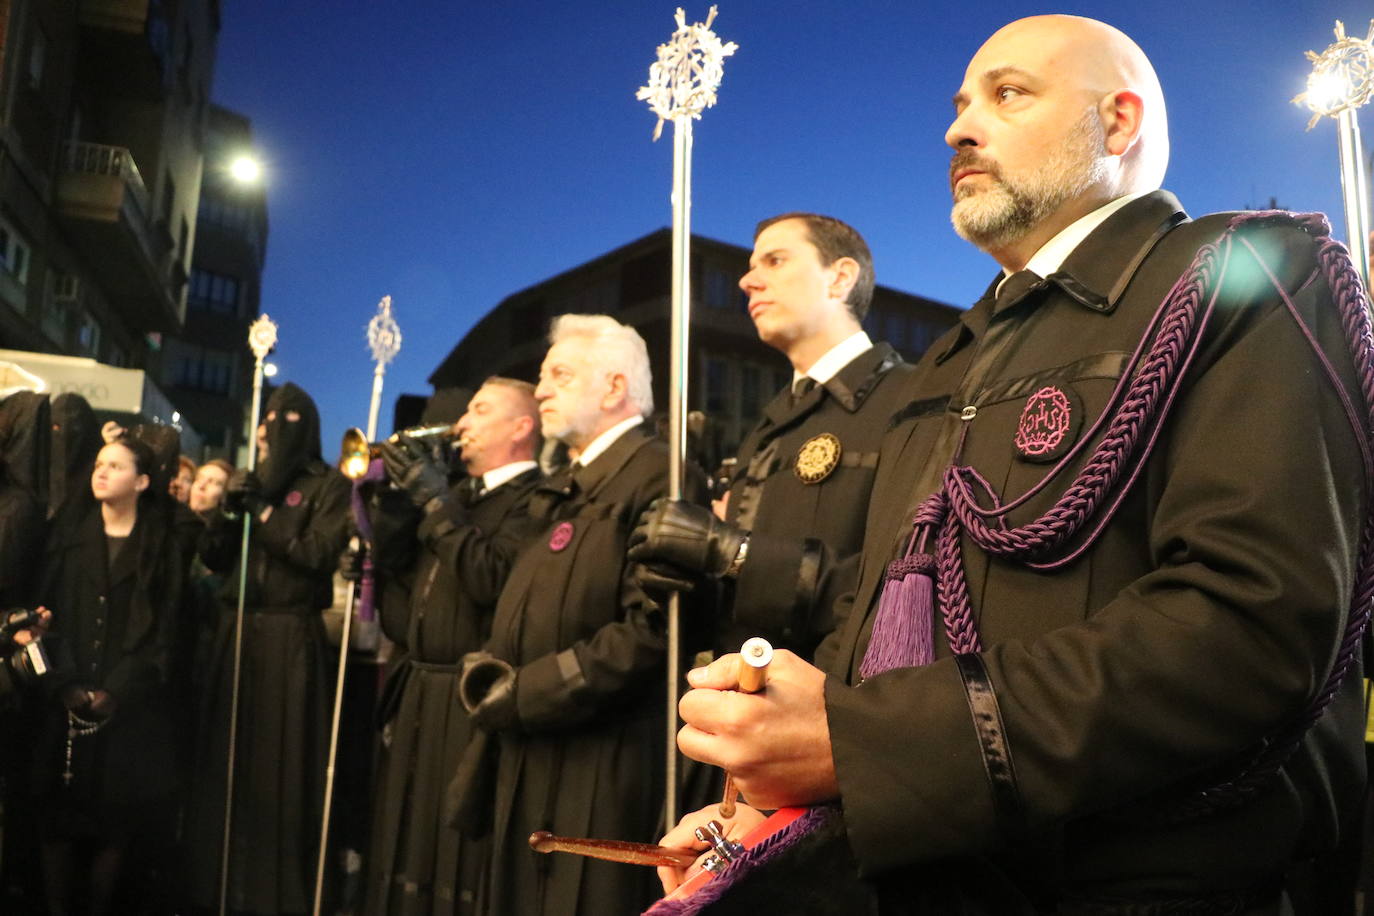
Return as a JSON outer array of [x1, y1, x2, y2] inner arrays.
[[49, 393, 99, 516], [259, 382, 322, 501], [0, 391, 50, 503]]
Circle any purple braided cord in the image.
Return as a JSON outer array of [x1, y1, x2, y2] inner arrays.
[[922, 211, 1374, 817]]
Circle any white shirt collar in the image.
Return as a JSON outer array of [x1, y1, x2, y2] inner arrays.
[[1011, 192, 1150, 286], [794, 330, 873, 386], [482, 459, 538, 492], [574, 415, 644, 468]]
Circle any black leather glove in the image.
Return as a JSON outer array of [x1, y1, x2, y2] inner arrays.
[[471, 669, 519, 733], [338, 541, 365, 583], [379, 434, 449, 510], [459, 651, 519, 733], [224, 469, 268, 518], [627, 498, 748, 593]]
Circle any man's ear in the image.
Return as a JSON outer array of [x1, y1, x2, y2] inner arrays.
[[135, 474, 149, 493], [602, 372, 629, 410], [828, 256, 860, 303], [1100, 88, 1145, 158]]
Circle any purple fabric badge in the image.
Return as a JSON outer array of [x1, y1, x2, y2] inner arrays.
[[1013, 385, 1081, 462], [285, 490, 303, 507], [548, 521, 574, 552]]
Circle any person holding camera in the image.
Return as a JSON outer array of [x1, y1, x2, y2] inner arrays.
[[31, 434, 182, 916]]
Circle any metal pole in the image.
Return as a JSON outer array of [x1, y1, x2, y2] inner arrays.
[[664, 113, 693, 830], [1337, 107, 1372, 290], [314, 298, 396, 914], [220, 329, 271, 916]]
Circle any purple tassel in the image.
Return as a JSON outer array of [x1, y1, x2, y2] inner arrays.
[[859, 553, 937, 679]]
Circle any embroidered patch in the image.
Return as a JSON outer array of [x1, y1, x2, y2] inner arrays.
[[548, 521, 575, 552], [285, 490, 303, 507], [794, 433, 842, 484], [1013, 385, 1081, 462]]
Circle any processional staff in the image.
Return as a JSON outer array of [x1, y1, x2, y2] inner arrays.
[[220, 313, 278, 916], [1295, 19, 1374, 291], [313, 295, 402, 916], [636, 4, 737, 829]]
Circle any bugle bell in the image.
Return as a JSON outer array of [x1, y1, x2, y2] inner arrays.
[[338, 423, 454, 480]]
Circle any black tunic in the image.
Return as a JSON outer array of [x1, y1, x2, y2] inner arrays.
[[722, 342, 911, 658], [187, 459, 350, 914], [813, 195, 1369, 910], [366, 466, 542, 916], [477, 426, 707, 916], [32, 503, 182, 840]]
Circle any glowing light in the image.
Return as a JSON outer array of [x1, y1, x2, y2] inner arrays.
[[341, 453, 370, 480], [1295, 20, 1374, 129], [229, 154, 262, 184], [263, 362, 279, 378], [1308, 69, 1354, 111]]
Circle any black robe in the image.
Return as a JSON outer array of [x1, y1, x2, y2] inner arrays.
[[32, 502, 182, 840], [477, 425, 707, 916], [187, 459, 350, 914], [722, 341, 911, 659], [808, 195, 1369, 911], [366, 466, 542, 916]]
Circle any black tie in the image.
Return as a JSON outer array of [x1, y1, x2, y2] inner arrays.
[[792, 376, 817, 404], [459, 476, 484, 505], [993, 269, 1043, 312]]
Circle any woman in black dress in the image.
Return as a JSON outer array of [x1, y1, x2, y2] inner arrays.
[[34, 435, 182, 916]]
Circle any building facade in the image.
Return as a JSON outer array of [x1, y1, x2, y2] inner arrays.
[[429, 228, 961, 462], [0, 0, 237, 455], [161, 102, 266, 459]]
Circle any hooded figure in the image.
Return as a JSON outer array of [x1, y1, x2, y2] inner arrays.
[[0, 392, 50, 607], [49, 393, 100, 524], [186, 380, 350, 915], [259, 381, 323, 502]]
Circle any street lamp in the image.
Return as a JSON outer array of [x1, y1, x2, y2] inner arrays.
[[228, 153, 263, 185]]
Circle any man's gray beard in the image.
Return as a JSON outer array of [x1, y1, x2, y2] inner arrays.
[[950, 112, 1109, 251]]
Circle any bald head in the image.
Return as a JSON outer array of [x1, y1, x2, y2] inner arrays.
[[946, 16, 1169, 267], [984, 16, 1168, 188]]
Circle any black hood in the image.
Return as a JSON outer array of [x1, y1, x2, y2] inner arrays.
[[260, 382, 322, 500], [49, 393, 100, 519], [0, 391, 50, 504], [129, 423, 181, 502]]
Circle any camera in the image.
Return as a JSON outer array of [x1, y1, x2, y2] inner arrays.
[[2, 607, 52, 686]]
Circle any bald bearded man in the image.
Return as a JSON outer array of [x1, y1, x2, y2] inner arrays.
[[657, 15, 1370, 915]]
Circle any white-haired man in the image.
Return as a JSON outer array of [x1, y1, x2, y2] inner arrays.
[[459, 315, 707, 916], [658, 15, 1369, 914]]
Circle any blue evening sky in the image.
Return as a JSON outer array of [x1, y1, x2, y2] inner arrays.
[[213, 2, 1359, 448]]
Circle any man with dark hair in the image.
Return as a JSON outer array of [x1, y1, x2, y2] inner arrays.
[[630, 212, 912, 659], [365, 377, 543, 915], [657, 15, 1370, 914]]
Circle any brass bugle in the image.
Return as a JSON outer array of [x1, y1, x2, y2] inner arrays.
[[339, 423, 454, 480]]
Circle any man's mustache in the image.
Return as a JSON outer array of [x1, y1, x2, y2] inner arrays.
[[949, 151, 1001, 193]]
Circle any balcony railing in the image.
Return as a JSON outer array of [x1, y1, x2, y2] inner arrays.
[[62, 141, 151, 221]]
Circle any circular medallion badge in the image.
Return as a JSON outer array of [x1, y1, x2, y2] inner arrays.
[[1013, 385, 1081, 462], [285, 490, 303, 507], [548, 521, 575, 552], [794, 433, 842, 484]]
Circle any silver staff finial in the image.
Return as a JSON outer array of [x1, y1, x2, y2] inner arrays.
[[248, 313, 278, 361], [1295, 20, 1374, 130], [636, 6, 738, 141], [367, 295, 402, 366]]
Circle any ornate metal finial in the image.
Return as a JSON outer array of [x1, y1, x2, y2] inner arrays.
[[1295, 20, 1374, 129], [247, 313, 278, 361], [636, 6, 738, 141], [367, 295, 402, 366]]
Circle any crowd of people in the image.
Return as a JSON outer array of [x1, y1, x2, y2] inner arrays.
[[1, 12, 1373, 916]]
